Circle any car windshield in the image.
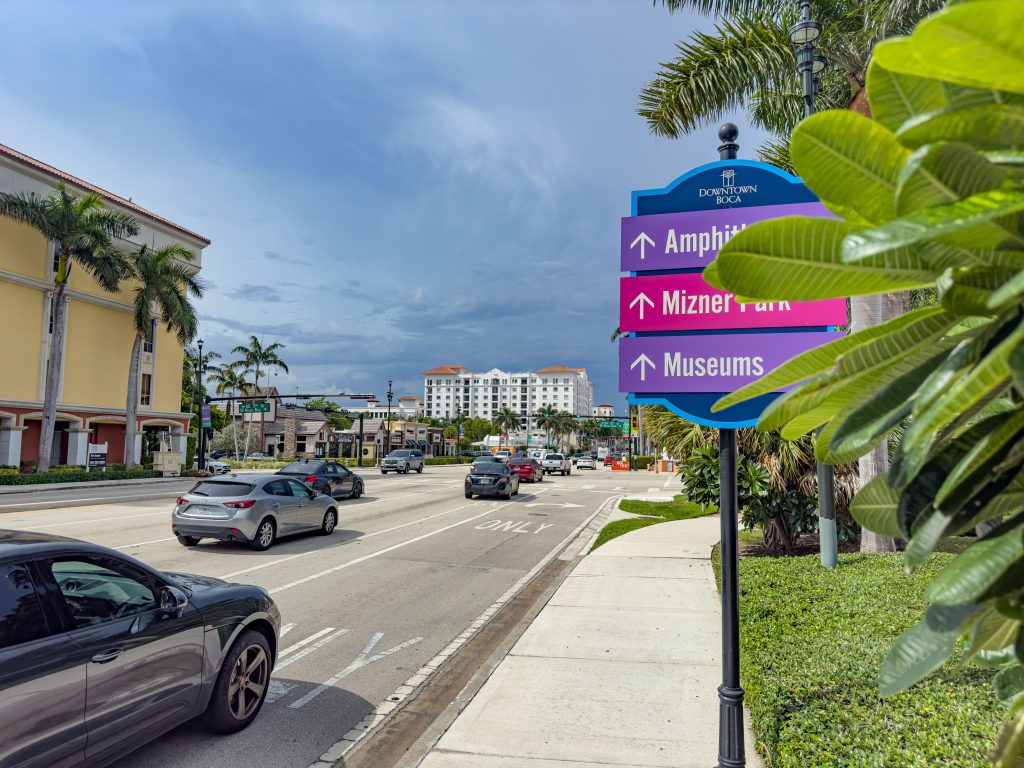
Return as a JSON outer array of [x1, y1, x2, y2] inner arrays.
[[545, 454, 564, 461], [473, 456, 498, 462], [472, 465, 506, 475], [280, 461, 324, 473], [189, 481, 253, 497], [388, 451, 411, 458]]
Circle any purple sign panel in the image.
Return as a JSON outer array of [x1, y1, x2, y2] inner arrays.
[[620, 273, 847, 333], [619, 332, 844, 393], [620, 201, 831, 273]]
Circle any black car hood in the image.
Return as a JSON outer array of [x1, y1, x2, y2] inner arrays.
[[164, 571, 229, 591]]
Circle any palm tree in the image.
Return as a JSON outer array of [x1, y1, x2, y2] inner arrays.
[[123, 245, 204, 469], [637, 0, 938, 551], [534, 406, 558, 449], [492, 408, 522, 451], [0, 183, 139, 472], [551, 411, 577, 453], [207, 362, 249, 459], [230, 337, 289, 458]]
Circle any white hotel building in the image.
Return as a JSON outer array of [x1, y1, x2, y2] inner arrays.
[[422, 365, 594, 420]]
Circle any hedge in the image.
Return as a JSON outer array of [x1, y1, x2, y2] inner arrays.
[[0, 468, 161, 485], [735, 552, 1002, 767], [591, 495, 716, 550]]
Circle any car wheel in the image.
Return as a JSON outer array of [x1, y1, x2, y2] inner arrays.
[[202, 629, 272, 734], [249, 518, 276, 551], [320, 508, 337, 535], [465, 492, 473, 499], [178, 535, 200, 547], [567, 469, 572, 476], [417, 466, 423, 473], [352, 484, 362, 499], [537, 474, 543, 482], [561, 470, 567, 476], [381, 470, 387, 474], [513, 486, 519, 496], [402, 466, 409, 474]]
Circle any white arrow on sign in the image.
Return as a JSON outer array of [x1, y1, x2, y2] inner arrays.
[[525, 502, 583, 508], [630, 353, 655, 381], [629, 291, 654, 320], [630, 232, 655, 260]]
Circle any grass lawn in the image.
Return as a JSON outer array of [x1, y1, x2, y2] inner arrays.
[[733, 549, 1003, 767], [590, 495, 717, 550]]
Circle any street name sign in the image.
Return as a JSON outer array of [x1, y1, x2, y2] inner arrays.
[[619, 158, 846, 428], [239, 402, 271, 413], [619, 273, 847, 333]]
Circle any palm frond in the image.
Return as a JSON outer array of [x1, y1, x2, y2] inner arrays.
[[0, 191, 59, 239], [638, 14, 794, 137], [654, 0, 791, 15], [756, 137, 794, 174]]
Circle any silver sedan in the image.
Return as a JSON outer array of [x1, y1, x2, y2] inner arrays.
[[172, 474, 339, 550]]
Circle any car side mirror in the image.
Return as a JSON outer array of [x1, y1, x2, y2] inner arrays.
[[160, 585, 189, 618], [308, 489, 317, 499]]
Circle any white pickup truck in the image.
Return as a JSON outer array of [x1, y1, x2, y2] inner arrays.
[[542, 453, 571, 476]]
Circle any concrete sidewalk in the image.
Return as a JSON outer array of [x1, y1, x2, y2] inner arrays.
[[416, 513, 761, 768]]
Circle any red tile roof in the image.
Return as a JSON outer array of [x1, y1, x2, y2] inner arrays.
[[535, 365, 587, 374], [422, 365, 467, 375], [0, 142, 211, 246]]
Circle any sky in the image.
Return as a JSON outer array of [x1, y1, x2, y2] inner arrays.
[[0, 0, 768, 413]]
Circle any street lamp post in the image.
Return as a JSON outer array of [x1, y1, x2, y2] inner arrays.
[[196, 338, 207, 472], [789, 1, 836, 570], [385, 380, 394, 459]]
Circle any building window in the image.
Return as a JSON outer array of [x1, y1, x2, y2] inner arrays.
[[140, 374, 152, 406], [143, 319, 156, 353]]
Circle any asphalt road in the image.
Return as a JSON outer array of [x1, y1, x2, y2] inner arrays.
[[2, 463, 671, 768]]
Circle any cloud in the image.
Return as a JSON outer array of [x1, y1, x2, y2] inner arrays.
[[225, 284, 291, 303], [263, 250, 315, 268]]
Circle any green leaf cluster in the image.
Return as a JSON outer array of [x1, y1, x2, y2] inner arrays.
[[704, 3, 1024, 762]]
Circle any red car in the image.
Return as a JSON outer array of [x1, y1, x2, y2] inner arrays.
[[603, 453, 621, 467], [506, 457, 544, 483]]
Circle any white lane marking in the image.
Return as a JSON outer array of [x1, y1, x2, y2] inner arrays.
[[289, 634, 422, 709], [647, 487, 662, 494], [581, 484, 595, 490], [524, 502, 582, 508], [8, 510, 167, 528], [113, 536, 177, 550], [279, 627, 334, 657], [267, 498, 530, 595], [274, 628, 350, 671], [280, 623, 296, 638], [663, 474, 674, 489], [219, 500, 486, 580], [0, 492, 180, 510]]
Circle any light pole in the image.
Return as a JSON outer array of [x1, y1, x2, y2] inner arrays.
[[196, 338, 207, 471], [789, 1, 835, 570], [385, 380, 394, 458]]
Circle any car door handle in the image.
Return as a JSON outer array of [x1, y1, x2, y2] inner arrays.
[[272, 502, 280, 509], [91, 648, 124, 664]]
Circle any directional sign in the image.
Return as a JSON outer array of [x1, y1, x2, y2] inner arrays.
[[620, 273, 847, 333], [619, 158, 847, 428], [239, 401, 271, 413], [620, 332, 843, 393], [621, 201, 830, 273]]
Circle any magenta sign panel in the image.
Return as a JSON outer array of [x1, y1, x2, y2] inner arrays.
[[619, 332, 844, 393], [619, 273, 847, 333], [620, 201, 831, 272]]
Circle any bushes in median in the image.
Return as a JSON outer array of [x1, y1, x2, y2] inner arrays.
[[0, 468, 161, 485], [737, 551, 1003, 767]]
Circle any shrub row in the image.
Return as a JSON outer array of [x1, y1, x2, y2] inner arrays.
[[0, 469, 161, 485], [736, 552, 1002, 767]]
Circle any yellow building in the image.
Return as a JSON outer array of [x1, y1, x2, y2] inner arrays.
[[0, 143, 209, 468]]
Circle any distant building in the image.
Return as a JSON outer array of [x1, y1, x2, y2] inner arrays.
[[421, 365, 594, 420], [344, 396, 421, 421], [593, 403, 615, 418]]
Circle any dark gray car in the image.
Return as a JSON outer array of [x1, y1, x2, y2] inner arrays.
[[0, 530, 281, 768]]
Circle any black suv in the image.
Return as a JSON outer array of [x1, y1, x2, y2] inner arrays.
[[276, 460, 364, 499]]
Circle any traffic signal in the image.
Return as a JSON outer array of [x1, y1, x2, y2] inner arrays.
[[630, 412, 639, 435]]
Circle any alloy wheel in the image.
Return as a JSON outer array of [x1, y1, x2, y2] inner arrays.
[[227, 644, 269, 720], [257, 522, 274, 548]]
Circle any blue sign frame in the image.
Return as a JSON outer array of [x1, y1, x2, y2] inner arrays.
[[626, 159, 830, 428]]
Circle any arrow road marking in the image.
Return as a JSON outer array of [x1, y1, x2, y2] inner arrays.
[[630, 232, 654, 260], [275, 628, 350, 671], [524, 502, 583, 508], [629, 291, 654, 320], [289, 633, 423, 709], [631, 353, 655, 381]]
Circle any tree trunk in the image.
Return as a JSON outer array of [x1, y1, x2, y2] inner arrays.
[[124, 334, 143, 470], [37, 285, 69, 473], [852, 294, 899, 552], [231, 389, 240, 459]]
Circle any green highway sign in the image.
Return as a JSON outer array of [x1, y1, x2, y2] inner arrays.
[[599, 420, 627, 433], [239, 402, 271, 413]]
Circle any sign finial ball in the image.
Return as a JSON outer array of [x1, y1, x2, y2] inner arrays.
[[718, 123, 739, 142]]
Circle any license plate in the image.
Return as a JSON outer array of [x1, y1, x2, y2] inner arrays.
[[476, 478, 493, 484], [187, 505, 219, 517]]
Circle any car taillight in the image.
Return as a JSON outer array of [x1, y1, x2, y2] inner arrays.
[[306, 475, 318, 483], [225, 499, 257, 509], [176, 497, 188, 506]]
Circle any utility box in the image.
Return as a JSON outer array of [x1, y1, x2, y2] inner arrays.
[[152, 450, 183, 477]]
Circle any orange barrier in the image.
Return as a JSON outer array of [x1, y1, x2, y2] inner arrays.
[[611, 460, 631, 471]]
